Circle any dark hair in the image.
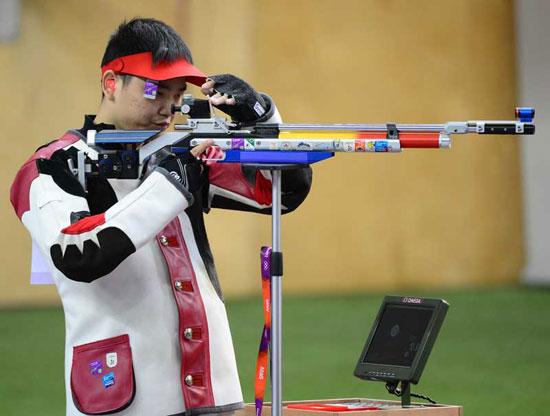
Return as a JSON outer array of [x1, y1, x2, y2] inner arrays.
[[101, 18, 194, 67]]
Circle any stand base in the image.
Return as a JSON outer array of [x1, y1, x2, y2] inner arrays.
[[239, 398, 463, 416]]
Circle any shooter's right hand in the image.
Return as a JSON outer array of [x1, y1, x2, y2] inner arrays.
[[155, 152, 207, 206]]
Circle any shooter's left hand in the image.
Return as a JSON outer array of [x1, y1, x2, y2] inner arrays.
[[190, 138, 224, 166], [200, 74, 269, 123], [190, 139, 214, 158]]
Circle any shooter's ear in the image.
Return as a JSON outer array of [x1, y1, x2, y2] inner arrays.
[[102, 70, 117, 100]]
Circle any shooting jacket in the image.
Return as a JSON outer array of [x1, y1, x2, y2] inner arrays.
[[10, 113, 312, 416]]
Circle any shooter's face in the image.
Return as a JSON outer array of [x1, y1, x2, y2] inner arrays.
[[113, 76, 187, 131]]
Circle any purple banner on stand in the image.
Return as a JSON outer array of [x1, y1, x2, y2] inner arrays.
[[261, 246, 272, 280], [259, 327, 270, 351], [255, 246, 273, 416], [255, 399, 263, 416]]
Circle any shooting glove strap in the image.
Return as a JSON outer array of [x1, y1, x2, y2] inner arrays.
[[208, 74, 274, 124], [151, 152, 208, 206]]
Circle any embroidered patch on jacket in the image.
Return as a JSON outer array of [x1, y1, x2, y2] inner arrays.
[[89, 360, 103, 375], [102, 372, 115, 388], [106, 352, 117, 368]]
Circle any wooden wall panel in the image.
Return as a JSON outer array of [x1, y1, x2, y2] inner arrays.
[[184, 0, 522, 296]]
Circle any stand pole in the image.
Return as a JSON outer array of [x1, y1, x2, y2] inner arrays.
[[401, 381, 411, 407], [271, 169, 283, 416]]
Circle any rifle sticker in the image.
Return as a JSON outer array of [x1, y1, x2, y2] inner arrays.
[[268, 141, 280, 150], [313, 141, 334, 151], [374, 140, 389, 152], [340, 140, 355, 152], [296, 142, 313, 150], [263, 140, 278, 150], [232, 138, 245, 150], [281, 141, 292, 151], [354, 139, 366, 152]]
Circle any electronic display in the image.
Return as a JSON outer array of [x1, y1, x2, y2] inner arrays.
[[364, 304, 434, 367], [354, 296, 449, 384]]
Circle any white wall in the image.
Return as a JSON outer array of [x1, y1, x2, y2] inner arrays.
[[0, 0, 20, 42], [516, 0, 550, 284]]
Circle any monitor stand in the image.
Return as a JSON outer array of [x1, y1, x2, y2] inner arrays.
[[386, 380, 412, 407]]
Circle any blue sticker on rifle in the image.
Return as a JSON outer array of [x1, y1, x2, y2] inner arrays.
[[102, 372, 115, 388], [89, 360, 103, 375], [374, 140, 389, 152]]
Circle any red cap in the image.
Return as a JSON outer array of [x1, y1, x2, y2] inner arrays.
[[101, 51, 206, 86]]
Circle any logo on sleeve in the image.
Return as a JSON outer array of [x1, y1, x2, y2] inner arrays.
[[254, 101, 266, 116]]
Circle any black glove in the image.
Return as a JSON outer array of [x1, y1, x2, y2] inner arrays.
[[208, 74, 270, 124], [157, 152, 206, 202]]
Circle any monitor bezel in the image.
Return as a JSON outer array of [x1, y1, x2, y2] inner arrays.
[[353, 295, 449, 385]]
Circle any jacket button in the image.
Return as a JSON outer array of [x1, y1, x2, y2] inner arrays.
[[174, 280, 183, 291], [184, 328, 193, 340], [160, 235, 169, 246], [185, 375, 193, 386]]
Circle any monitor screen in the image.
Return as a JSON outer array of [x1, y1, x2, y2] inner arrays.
[[363, 304, 434, 367], [354, 296, 449, 384]]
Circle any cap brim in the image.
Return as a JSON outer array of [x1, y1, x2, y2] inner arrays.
[[102, 52, 207, 86]]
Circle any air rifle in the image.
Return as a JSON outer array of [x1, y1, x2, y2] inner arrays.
[[77, 95, 535, 189]]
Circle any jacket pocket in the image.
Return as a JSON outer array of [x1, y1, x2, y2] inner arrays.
[[71, 334, 135, 415]]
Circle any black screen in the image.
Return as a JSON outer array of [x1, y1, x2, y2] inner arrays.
[[363, 304, 434, 367]]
